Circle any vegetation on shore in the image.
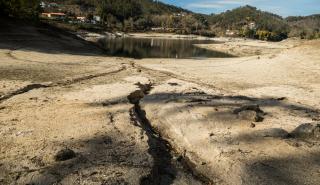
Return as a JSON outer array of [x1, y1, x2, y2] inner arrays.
[[1, 0, 319, 41], [0, 0, 39, 19]]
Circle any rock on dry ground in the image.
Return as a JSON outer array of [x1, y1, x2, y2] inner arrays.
[[0, 18, 320, 185], [137, 38, 320, 184]]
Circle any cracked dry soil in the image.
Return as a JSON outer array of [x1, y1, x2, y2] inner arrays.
[[1, 18, 320, 185]]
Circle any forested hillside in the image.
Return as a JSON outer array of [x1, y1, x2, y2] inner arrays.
[[208, 6, 284, 29], [40, 0, 211, 35], [207, 6, 290, 41], [0, 0, 39, 19], [286, 14, 320, 39], [1, 1, 319, 40], [43, 0, 188, 15]]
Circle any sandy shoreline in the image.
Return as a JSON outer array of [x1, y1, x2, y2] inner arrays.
[[1, 20, 320, 185], [79, 31, 302, 57]]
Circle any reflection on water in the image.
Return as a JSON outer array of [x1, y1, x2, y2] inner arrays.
[[98, 37, 233, 59]]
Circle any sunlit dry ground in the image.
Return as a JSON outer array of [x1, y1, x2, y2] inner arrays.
[[0, 18, 319, 185]]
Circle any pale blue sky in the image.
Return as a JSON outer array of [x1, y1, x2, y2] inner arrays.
[[159, 0, 320, 17]]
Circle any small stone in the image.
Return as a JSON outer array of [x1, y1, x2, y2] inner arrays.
[[209, 133, 214, 137], [54, 148, 76, 161], [234, 104, 265, 122], [250, 123, 256, 128], [290, 122, 320, 139], [255, 115, 264, 122], [293, 142, 301, 147], [238, 110, 264, 122], [168, 82, 179, 86], [276, 97, 287, 101]]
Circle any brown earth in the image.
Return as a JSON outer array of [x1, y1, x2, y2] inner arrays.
[[0, 18, 319, 185]]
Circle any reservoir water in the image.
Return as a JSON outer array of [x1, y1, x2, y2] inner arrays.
[[98, 37, 233, 59]]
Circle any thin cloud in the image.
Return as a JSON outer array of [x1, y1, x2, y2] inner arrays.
[[187, 0, 249, 9], [187, 3, 222, 8], [162, 0, 320, 16]]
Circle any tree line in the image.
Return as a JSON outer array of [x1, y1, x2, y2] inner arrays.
[[1, 1, 319, 41], [0, 0, 40, 19], [96, 0, 213, 36], [286, 15, 320, 39], [207, 6, 290, 41]]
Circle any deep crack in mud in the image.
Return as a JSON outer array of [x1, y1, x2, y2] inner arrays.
[[127, 82, 212, 185], [0, 83, 49, 103], [0, 66, 126, 103]]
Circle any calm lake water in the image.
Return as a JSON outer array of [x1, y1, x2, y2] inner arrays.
[[98, 37, 232, 59]]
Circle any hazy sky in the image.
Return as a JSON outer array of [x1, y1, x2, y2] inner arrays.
[[159, 0, 320, 17]]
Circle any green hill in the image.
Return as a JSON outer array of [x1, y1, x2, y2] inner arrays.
[[2, 1, 319, 40], [0, 0, 39, 19], [286, 14, 320, 39], [42, 0, 189, 16], [137, 0, 191, 15], [40, 0, 210, 35], [208, 6, 284, 29], [207, 5, 290, 40]]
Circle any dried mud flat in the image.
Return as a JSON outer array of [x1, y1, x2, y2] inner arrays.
[[0, 19, 320, 185]]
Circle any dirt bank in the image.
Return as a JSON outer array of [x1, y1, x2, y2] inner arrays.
[[0, 19, 319, 185], [195, 38, 301, 56], [137, 38, 320, 184]]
